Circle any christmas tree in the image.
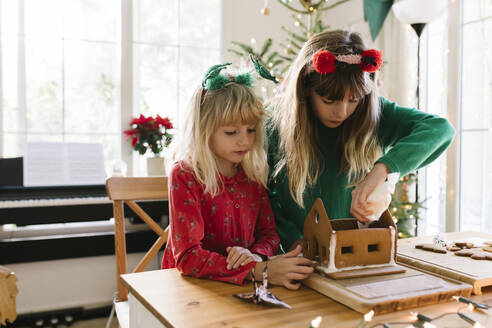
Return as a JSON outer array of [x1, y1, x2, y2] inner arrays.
[[228, 0, 349, 77], [389, 173, 425, 238]]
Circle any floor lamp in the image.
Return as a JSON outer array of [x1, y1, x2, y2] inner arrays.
[[392, 0, 448, 236]]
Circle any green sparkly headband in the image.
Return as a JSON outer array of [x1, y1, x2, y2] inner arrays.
[[201, 63, 253, 91], [201, 57, 278, 92], [249, 54, 278, 84]]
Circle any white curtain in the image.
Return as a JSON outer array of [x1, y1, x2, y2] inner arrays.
[[376, 10, 419, 109]]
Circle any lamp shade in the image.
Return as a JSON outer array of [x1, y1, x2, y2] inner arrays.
[[392, 0, 448, 24]]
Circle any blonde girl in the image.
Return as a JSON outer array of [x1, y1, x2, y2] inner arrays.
[[163, 64, 313, 289]]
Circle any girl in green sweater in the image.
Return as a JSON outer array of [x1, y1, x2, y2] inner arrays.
[[268, 30, 455, 253]]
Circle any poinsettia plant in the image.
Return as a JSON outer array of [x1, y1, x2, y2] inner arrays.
[[124, 114, 174, 156]]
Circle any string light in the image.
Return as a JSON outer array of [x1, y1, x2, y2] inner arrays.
[[422, 323, 436, 328], [458, 313, 482, 327], [453, 295, 472, 304], [357, 310, 374, 328], [364, 310, 375, 322], [310, 316, 322, 328], [453, 296, 490, 310], [375, 303, 491, 328], [410, 312, 432, 322]]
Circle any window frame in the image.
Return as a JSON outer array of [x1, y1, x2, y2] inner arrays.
[[0, 0, 222, 177], [444, 0, 491, 232]]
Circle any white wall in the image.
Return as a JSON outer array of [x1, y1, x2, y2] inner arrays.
[[11, 253, 159, 314], [222, 0, 293, 63], [221, 0, 371, 64]]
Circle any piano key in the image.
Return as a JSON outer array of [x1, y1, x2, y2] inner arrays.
[[0, 196, 111, 208], [1, 218, 153, 239]]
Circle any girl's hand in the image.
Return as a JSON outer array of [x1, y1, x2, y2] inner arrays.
[[350, 163, 389, 223], [226, 246, 262, 270], [266, 245, 314, 290], [287, 238, 304, 252]]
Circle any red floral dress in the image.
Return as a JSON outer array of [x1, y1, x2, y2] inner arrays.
[[162, 161, 280, 285]]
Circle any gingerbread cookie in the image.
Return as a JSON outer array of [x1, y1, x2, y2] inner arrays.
[[447, 246, 461, 252], [415, 243, 430, 249], [471, 252, 489, 260], [415, 243, 447, 254], [454, 242, 475, 249], [482, 246, 492, 253], [455, 249, 474, 257], [483, 241, 492, 246], [454, 249, 492, 260], [471, 252, 492, 260]]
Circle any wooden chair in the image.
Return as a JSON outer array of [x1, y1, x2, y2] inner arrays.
[[0, 266, 18, 326], [105, 176, 169, 327]]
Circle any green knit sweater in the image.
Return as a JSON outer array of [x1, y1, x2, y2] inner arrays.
[[267, 97, 455, 252]]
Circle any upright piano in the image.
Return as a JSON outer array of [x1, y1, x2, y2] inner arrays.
[[0, 184, 168, 264]]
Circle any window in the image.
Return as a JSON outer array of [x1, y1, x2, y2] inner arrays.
[[1, 0, 121, 174], [131, 0, 221, 175], [459, 0, 491, 232], [1, 0, 221, 177], [420, 8, 449, 235], [423, 0, 491, 233]]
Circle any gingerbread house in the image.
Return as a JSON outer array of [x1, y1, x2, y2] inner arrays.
[[303, 198, 402, 279]]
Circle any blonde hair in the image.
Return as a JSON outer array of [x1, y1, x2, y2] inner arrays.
[[174, 82, 268, 197], [271, 30, 382, 207]]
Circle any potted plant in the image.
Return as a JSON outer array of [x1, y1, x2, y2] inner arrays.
[[124, 114, 174, 176]]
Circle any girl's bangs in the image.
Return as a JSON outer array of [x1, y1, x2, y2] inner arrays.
[[212, 86, 265, 127], [310, 69, 373, 101]]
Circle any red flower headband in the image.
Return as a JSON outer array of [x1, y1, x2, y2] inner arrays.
[[312, 49, 383, 74]]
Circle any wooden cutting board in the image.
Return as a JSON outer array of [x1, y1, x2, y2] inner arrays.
[[303, 264, 472, 314], [397, 238, 492, 295]]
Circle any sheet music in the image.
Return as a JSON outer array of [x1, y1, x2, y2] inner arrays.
[[23, 142, 106, 186]]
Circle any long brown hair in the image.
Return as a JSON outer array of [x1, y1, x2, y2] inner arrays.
[[271, 30, 382, 207]]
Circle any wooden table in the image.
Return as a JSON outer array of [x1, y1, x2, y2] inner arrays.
[[121, 232, 492, 327]]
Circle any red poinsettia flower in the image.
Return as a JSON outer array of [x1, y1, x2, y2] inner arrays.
[[131, 114, 154, 125], [312, 49, 336, 74], [156, 115, 173, 129], [361, 49, 383, 73], [148, 121, 160, 131], [124, 114, 174, 156], [131, 114, 145, 125], [123, 128, 137, 137]]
